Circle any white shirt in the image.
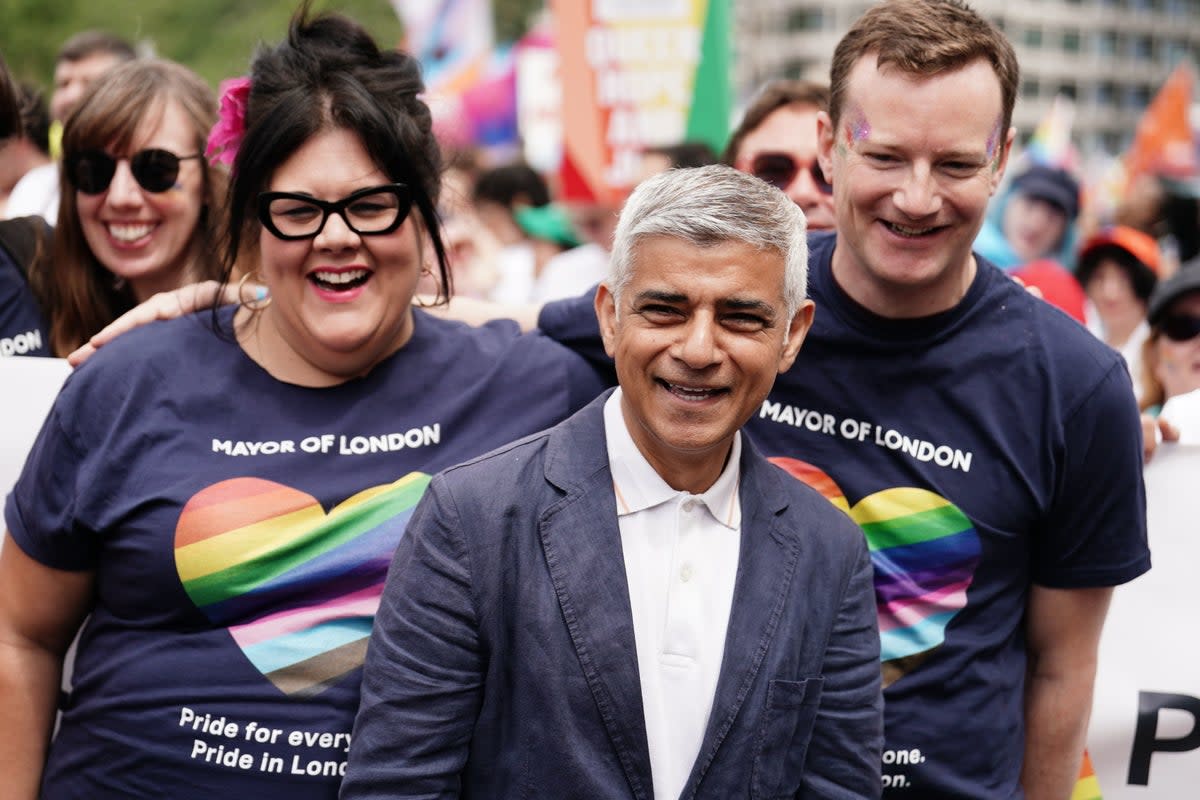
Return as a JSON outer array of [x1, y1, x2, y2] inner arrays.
[[486, 242, 536, 305], [1085, 302, 1149, 402], [5, 162, 59, 223], [603, 389, 741, 800], [532, 242, 610, 303]]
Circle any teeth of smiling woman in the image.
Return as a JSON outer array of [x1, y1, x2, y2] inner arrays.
[[312, 269, 368, 285], [108, 223, 155, 242]]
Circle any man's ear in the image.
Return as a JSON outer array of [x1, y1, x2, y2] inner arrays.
[[779, 299, 815, 374], [816, 110, 835, 181], [990, 125, 1016, 195], [595, 282, 618, 358]]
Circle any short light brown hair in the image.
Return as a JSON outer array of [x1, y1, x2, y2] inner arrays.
[[57, 30, 136, 65], [722, 80, 829, 165], [828, 0, 1018, 135]]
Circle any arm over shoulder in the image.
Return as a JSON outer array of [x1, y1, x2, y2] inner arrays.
[[536, 286, 611, 371]]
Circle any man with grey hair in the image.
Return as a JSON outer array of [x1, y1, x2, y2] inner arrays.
[[343, 165, 883, 800]]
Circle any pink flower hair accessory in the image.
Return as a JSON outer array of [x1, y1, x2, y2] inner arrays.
[[205, 76, 252, 168]]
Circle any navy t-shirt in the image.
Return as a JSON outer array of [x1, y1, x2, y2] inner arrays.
[[539, 232, 1150, 799], [0, 246, 51, 357], [5, 306, 607, 799]]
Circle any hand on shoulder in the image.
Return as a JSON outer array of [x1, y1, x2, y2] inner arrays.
[[67, 280, 260, 367]]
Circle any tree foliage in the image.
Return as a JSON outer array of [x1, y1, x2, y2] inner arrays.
[[492, 0, 541, 43], [0, 0, 406, 90], [1, 0, 543, 93]]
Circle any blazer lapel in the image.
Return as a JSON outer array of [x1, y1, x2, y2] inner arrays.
[[685, 445, 804, 796], [539, 396, 654, 800]]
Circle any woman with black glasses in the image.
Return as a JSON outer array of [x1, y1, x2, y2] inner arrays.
[[25, 57, 227, 356], [0, 10, 605, 799]]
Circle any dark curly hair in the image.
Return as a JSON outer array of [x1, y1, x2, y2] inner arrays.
[[221, 7, 449, 303]]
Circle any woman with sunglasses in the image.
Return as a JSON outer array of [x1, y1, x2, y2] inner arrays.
[[0, 11, 605, 799], [26, 57, 225, 356], [1140, 262, 1200, 416]]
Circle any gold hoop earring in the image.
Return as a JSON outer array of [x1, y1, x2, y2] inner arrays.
[[237, 271, 271, 311]]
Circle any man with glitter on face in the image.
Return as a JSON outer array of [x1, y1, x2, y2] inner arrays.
[[756, 2, 1147, 797], [536, 2, 1150, 798]]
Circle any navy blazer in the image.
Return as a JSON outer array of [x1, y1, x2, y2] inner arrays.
[[343, 392, 882, 800]]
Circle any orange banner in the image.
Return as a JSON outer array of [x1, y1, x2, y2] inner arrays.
[[1123, 61, 1196, 183], [549, 0, 713, 204]]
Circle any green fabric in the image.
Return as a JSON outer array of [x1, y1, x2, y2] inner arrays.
[[514, 203, 582, 249], [685, 0, 732, 157]]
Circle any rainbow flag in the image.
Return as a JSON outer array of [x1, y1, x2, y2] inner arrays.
[[1081, 152, 1129, 227], [460, 45, 518, 147], [1023, 94, 1079, 172], [394, 0, 494, 94], [394, 0, 521, 151]]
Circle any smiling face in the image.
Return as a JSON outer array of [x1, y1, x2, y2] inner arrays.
[[818, 54, 1011, 318], [1085, 258, 1146, 342], [596, 235, 812, 492], [1003, 192, 1068, 263], [249, 126, 422, 386], [75, 99, 206, 302], [734, 104, 836, 232]]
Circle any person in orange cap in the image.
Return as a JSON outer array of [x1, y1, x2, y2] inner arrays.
[[1076, 225, 1162, 398]]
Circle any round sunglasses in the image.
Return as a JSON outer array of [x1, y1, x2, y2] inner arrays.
[[66, 148, 202, 195], [749, 152, 833, 195], [257, 184, 413, 241], [1161, 313, 1200, 342]]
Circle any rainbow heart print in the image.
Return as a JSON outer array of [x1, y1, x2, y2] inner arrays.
[[174, 474, 431, 697], [770, 458, 981, 686]]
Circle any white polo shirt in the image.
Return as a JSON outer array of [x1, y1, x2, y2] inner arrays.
[[603, 389, 742, 800]]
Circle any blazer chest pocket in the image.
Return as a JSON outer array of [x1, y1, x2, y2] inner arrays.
[[751, 677, 824, 800]]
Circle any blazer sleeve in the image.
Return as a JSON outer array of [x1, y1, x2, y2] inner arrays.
[[536, 286, 614, 374], [798, 531, 884, 800], [342, 474, 482, 800]]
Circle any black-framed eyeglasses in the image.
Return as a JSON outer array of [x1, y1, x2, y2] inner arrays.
[[1161, 313, 1200, 342], [66, 148, 202, 195], [749, 152, 832, 195], [257, 184, 413, 241]]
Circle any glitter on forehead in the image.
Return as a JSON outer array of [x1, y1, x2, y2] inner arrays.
[[986, 118, 1006, 172], [844, 107, 871, 145], [985, 120, 1002, 160]]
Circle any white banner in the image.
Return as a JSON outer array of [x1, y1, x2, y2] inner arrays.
[[0, 357, 70, 541], [1088, 444, 1200, 797]]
